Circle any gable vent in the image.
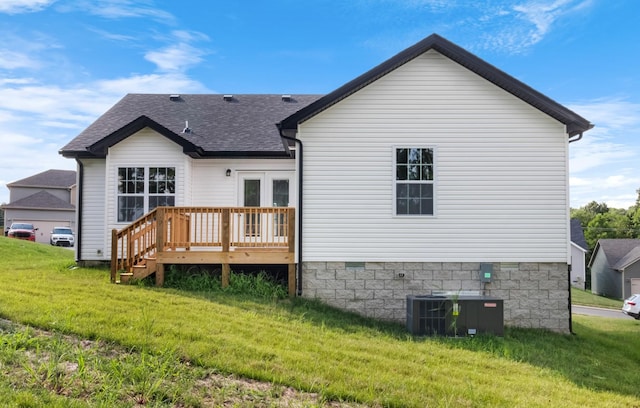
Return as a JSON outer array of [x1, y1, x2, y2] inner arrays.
[[281, 94, 292, 102], [223, 94, 233, 101], [169, 94, 181, 101]]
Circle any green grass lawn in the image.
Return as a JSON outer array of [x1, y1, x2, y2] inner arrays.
[[0, 237, 639, 407], [571, 287, 624, 309]]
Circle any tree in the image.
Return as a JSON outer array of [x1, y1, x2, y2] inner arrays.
[[570, 201, 609, 230], [584, 211, 634, 250]]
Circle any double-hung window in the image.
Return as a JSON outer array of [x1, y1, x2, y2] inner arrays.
[[395, 147, 434, 215], [117, 167, 176, 222]]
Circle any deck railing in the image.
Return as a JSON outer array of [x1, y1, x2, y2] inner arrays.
[[111, 207, 296, 292], [111, 208, 158, 282]]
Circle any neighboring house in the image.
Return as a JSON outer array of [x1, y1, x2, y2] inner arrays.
[[589, 239, 640, 299], [2, 169, 77, 244], [570, 218, 588, 289], [60, 34, 593, 333]]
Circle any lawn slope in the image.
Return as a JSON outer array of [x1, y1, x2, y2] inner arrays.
[[0, 237, 638, 407]]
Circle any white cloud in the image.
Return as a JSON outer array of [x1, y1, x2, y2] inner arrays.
[[0, 0, 55, 14], [0, 72, 210, 204], [476, 0, 593, 54], [96, 73, 209, 94], [62, 0, 175, 23], [145, 43, 205, 73], [569, 97, 640, 208], [568, 98, 640, 173], [0, 49, 41, 69], [513, 0, 574, 42], [145, 30, 210, 73], [568, 98, 640, 130]]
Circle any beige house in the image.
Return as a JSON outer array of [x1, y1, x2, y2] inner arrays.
[[2, 169, 77, 244]]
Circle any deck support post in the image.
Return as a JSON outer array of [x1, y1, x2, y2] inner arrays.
[[221, 208, 231, 288], [110, 229, 117, 283], [288, 264, 296, 297], [222, 263, 230, 288], [156, 263, 164, 287]]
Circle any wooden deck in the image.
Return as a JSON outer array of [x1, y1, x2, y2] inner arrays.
[[111, 206, 296, 296]]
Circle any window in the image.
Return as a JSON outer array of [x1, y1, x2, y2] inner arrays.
[[148, 167, 176, 210], [272, 179, 289, 236], [117, 167, 175, 222], [395, 148, 434, 215], [244, 179, 261, 236]]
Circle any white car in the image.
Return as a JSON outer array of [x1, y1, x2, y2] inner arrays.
[[50, 227, 75, 247], [622, 294, 640, 320]]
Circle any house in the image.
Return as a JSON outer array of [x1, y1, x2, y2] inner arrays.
[[2, 169, 77, 244], [60, 34, 593, 333], [589, 239, 640, 299], [570, 218, 588, 289]]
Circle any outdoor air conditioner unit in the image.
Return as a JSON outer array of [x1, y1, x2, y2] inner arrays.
[[406, 295, 504, 336]]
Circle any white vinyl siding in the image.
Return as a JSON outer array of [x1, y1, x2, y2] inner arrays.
[[104, 129, 187, 257], [78, 158, 107, 260], [298, 49, 569, 263], [191, 159, 296, 207], [87, 130, 295, 259]]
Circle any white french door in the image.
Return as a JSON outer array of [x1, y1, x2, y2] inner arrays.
[[238, 171, 294, 239], [238, 172, 294, 208]]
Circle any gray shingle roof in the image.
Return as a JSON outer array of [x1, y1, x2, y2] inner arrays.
[[570, 218, 588, 251], [1, 190, 75, 210], [8, 169, 76, 189], [278, 33, 593, 137], [613, 245, 640, 270], [591, 239, 640, 269], [60, 94, 321, 158]]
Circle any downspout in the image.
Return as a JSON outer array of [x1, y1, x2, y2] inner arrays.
[[75, 158, 84, 263], [568, 264, 574, 335], [567, 130, 581, 333], [280, 133, 303, 296]]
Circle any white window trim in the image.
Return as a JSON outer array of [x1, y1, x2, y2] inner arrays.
[[392, 146, 437, 217], [116, 166, 176, 224]]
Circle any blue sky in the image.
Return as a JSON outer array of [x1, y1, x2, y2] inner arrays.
[[1, 0, 639, 209]]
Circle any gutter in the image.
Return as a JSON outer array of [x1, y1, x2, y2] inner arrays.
[[568, 132, 583, 143], [279, 130, 303, 296], [75, 158, 84, 263]]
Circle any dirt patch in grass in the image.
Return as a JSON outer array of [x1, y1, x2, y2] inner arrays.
[[0, 318, 368, 407]]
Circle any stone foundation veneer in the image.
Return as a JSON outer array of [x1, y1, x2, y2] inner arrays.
[[301, 261, 570, 333]]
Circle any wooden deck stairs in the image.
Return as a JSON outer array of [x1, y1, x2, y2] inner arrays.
[[120, 257, 157, 283]]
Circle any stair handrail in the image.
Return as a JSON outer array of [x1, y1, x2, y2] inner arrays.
[[110, 208, 158, 282]]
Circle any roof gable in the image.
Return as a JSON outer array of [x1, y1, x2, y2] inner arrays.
[[589, 239, 640, 268], [87, 115, 202, 157], [278, 33, 593, 137]]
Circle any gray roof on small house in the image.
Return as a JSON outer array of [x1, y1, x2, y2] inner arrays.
[[278, 33, 593, 137], [613, 244, 640, 271], [8, 169, 76, 189], [1, 190, 75, 211], [60, 94, 321, 159], [589, 239, 640, 269], [570, 218, 588, 251]]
